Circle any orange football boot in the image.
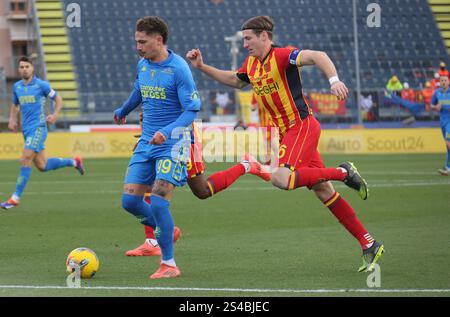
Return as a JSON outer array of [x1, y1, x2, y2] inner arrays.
[[125, 242, 162, 256], [1, 197, 20, 210], [150, 264, 181, 279], [125, 226, 182, 256]]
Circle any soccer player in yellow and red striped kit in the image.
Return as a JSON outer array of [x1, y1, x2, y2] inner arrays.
[[186, 16, 384, 272]]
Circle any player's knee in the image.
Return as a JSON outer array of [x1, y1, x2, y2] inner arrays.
[[187, 177, 211, 200], [152, 180, 173, 198], [121, 194, 141, 213], [35, 161, 47, 172], [123, 184, 140, 196], [271, 170, 288, 190], [35, 165, 46, 172], [20, 155, 33, 166], [192, 186, 211, 200]]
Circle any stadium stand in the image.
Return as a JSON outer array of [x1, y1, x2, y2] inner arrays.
[[429, 0, 450, 54], [35, 0, 80, 116], [43, 0, 450, 115]]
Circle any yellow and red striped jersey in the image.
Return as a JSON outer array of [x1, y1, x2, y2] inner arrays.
[[237, 46, 312, 137], [251, 93, 272, 128]]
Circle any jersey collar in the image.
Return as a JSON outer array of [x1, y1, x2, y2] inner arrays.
[[259, 44, 281, 64], [146, 49, 174, 66], [22, 76, 37, 87], [258, 45, 275, 63]]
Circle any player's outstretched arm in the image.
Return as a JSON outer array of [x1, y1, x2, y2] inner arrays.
[[8, 104, 19, 132], [186, 49, 247, 89], [46, 95, 63, 124], [114, 88, 142, 125], [299, 50, 349, 100]]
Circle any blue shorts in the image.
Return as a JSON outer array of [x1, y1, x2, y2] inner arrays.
[[23, 126, 48, 153], [442, 122, 450, 142], [124, 139, 188, 187]]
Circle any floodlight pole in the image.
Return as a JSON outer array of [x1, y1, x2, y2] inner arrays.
[[353, 0, 363, 125], [225, 31, 243, 122]]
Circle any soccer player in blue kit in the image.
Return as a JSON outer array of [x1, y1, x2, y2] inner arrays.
[[1, 57, 85, 210], [114, 16, 200, 279], [431, 75, 450, 176]]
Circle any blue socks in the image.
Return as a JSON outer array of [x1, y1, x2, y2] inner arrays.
[[44, 158, 74, 172], [13, 167, 32, 199], [150, 195, 174, 261], [121, 194, 156, 228], [122, 194, 174, 261]]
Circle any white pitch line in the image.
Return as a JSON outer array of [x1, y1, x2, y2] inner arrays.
[[0, 285, 449, 294]]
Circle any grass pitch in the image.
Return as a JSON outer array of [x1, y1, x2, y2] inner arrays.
[[0, 154, 449, 297]]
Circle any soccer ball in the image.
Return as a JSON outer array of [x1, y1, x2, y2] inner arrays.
[[66, 247, 100, 279]]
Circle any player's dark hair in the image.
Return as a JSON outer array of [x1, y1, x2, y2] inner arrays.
[[18, 56, 33, 65], [136, 16, 169, 44], [241, 16, 274, 40]]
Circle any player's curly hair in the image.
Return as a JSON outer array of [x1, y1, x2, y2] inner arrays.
[[241, 16, 274, 40], [136, 16, 169, 44]]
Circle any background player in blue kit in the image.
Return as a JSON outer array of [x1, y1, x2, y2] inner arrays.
[[114, 16, 200, 279], [1, 57, 85, 210], [431, 75, 450, 176]]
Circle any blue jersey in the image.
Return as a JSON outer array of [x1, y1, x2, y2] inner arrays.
[[120, 50, 200, 187], [12, 76, 57, 134], [432, 88, 450, 126], [134, 50, 200, 143]]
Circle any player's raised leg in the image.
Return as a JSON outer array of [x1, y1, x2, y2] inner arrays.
[[188, 142, 270, 199], [33, 150, 85, 175], [205, 155, 270, 198]]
